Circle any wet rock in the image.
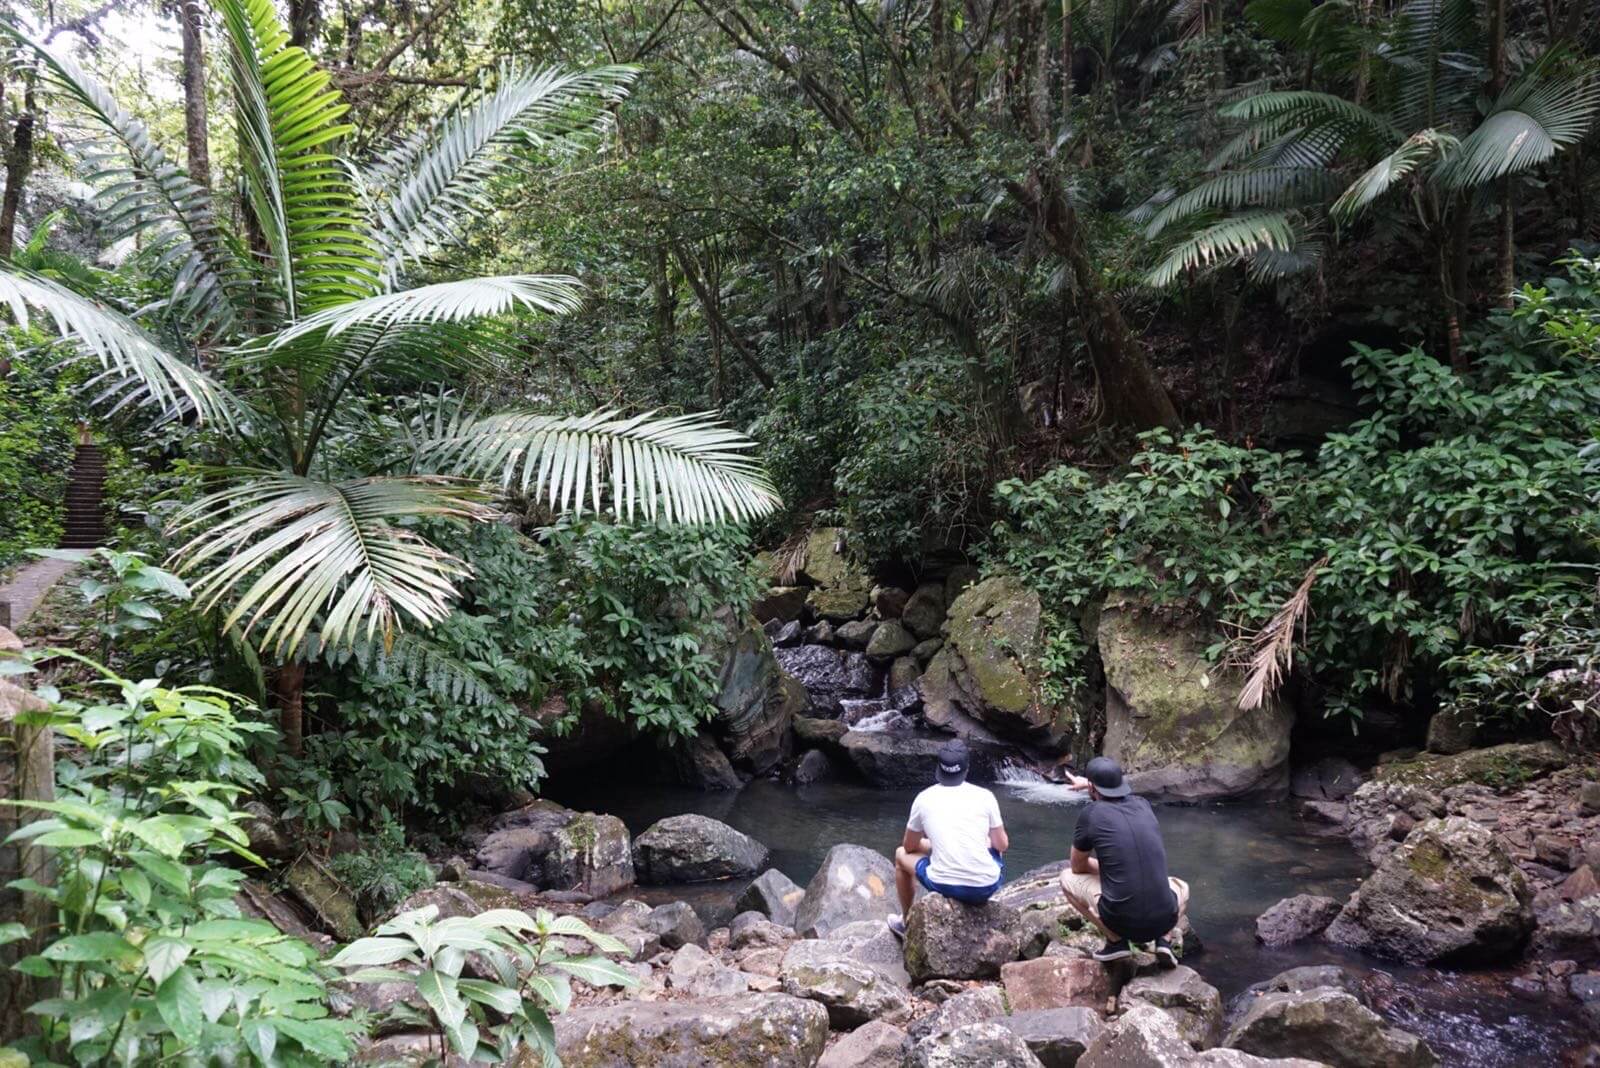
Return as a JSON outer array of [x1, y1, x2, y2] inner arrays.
[[841, 729, 1009, 789], [1222, 988, 1436, 1068], [1098, 598, 1292, 802], [730, 910, 794, 950], [872, 585, 912, 619], [773, 620, 804, 647], [240, 802, 295, 861], [478, 802, 634, 896], [1254, 895, 1341, 947], [795, 747, 840, 784], [806, 620, 838, 644], [1002, 956, 1116, 1012], [1290, 758, 1364, 801], [796, 715, 850, 749], [1004, 1007, 1106, 1067], [838, 619, 880, 649], [776, 646, 882, 717], [737, 868, 806, 927], [866, 621, 916, 660], [710, 611, 804, 775], [553, 992, 829, 1067], [908, 985, 1007, 1042], [1325, 816, 1533, 964], [889, 656, 922, 692], [1581, 782, 1600, 815], [905, 1021, 1046, 1067], [1295, 800, 1349, 826], [1424, 708, 1477, 755], [1371, 741, 1567, 790], [642, 900, 705, 949], [919, 577, 1066, 745], [795, 844, 900, 937], [902, 584, 948, 640], [1119, 965, 1223, 1049], [904, 893, 1022, 981], [674, 733, 747, 790], [756, 586, 809, 623], [633, 814, 770, 884], [912, 637, 944, 663], [285, 855, 362, 941], [819, 1018, 911, 1067], [1530, 895, 1600, 960]]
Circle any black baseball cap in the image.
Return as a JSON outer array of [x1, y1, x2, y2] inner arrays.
[[1085, 756, 1132, 797], [936, 740, 970, 786]]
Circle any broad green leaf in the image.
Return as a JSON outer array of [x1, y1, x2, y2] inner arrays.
[[458, 977, 522, 1014], [416, 968, 466, 1028], [42, 932, 139, 964], [550, 956, 639, 988], [142, 936, 193, 984], [327, 936, 418, 968], [156, 964, 204, 1046]]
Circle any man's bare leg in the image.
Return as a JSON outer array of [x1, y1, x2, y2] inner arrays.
[[894, 846, 928, 916]]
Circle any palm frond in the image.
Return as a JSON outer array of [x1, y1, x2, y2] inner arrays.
[[320, 631, 498, 706], [1143, 167, 1335, 237], [168, 472, 495, 657], [1435, 62, 1600, 190], [215, 0, 378, 317], [1220, 91, 1398, 140], [418, 408, 782, 524], [1331, 128, 1459, 220], [367, 64, 636, 286], [1235, 557, 1326, 710], [0, 18, 247, 334], [1144, 210, 1300, 287], [270, 275, 585, 347], [0, 267, 242, 425]]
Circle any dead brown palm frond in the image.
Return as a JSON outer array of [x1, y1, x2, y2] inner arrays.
[[1235, 556, 1327, 711], [774, 528, 810, 585]]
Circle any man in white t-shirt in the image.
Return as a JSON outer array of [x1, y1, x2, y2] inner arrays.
[[888, 739, 1009, 938]]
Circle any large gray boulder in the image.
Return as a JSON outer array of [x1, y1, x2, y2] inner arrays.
[[642, 900, 706, 949], [817, 1019, 910, 1067], [1084, 1006, 1330, 1068], [793, 845, 900, 937], [1098, 599, 1293, 801], [901, 583, 948, 640], [905, 1021, 1046, 1068], [1254, 895, 1341, 947], [1324, 816, 1532, 964], [552, 993, 829, 1067], [908, 986, 1007, 1043], [633, 814, 770, 884], [904, 893, 1022, 982], [776, 645, 882, 717], [840, 729, 1010, 789], [802, 527, 873, 620], [779, 924, 913, 1028], [1003, 1008, 1106, 1068], [474, 802, 634, 896], [1118, 965, 1224, 1050], [919, 576, 1069, 746], [737, 868, 806, 927], [708, 610, 806, 776], [1222, 989, 1435, 1068]]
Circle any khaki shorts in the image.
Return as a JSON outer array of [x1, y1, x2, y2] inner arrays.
[[1060, 869, 1189, 937]]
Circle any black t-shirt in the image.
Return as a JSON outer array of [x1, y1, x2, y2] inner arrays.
[[1072, 795, 1178, 942]]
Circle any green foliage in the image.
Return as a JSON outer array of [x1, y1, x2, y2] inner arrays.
[[0, 352, 81, 573], [328, 903, 636, 1062], [2, 658, 353, 1066], [990, 255, 1600, 720], [32, 548, 192, 662], [326, 820, 436, 918]]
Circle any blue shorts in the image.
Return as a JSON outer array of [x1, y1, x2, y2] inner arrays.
[[916, 849, 1004, 905]]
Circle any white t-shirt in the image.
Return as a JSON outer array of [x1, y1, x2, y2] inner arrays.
[[907, 782, 1004, 887]]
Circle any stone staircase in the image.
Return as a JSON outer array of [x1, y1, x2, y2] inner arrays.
[[57, 443, 107, 551]]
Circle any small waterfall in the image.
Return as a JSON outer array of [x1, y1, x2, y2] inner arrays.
[[992, 759, 1085, 805], [849, 707, 914, 733]]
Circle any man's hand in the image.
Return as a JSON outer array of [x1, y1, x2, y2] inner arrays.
[[1065, 773, 1092, 792]]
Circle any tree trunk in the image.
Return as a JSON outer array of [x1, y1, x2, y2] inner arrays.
[[0, 82, 37, 258], [0, 681, 55, 1043], [1060, 0, 1072, 120], [653, 244, 675, 373], [274, 660, 306, 756], [179, 0, 211, 189], [1487, 0, 1512, 308], [289, 0, 318, 47]]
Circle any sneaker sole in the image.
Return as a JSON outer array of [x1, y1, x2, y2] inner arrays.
[[1092, 949, 1133, 962], [1155, 948, 1178, 968]]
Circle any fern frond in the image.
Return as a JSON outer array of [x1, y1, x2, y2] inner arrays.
[[323, 631, 499, 706], [1144, 211, 1299, 287]]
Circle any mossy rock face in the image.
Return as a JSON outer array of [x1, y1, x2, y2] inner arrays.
[[550, 993, 830, 1067], [709, 611, 800, 776], [1097, 598, 1292, 802], [1373, 741, 1567, 791], [285, 855, 363, 941], [918, 575, 1067, 745], [799, 527, 873, 621], [1324, 815, 1533, 965]]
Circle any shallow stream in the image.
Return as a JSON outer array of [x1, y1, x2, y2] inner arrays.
[[548, 775, 1590, 1066]]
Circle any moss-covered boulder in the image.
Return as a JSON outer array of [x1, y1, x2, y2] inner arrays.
[[707, 610, 804, 776], [919, 576, 1068, 745], [1372, 741, 1567, 791], [903, 893, 1022, 982], [1097, 599, 1292, 801], [801, 527, 873, 621], [477, 802, 635, 897], [1324, 816, 1532, 965]]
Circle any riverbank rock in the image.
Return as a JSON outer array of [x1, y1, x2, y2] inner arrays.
[[1372, 741, 1567, 791], [1223, 988, 1436, 1068], [552, 992, 829, 1066], [780, 923, 913, 1028], [1002, 956, 1116, 1012], [908, 987, 1007, 1042], [1004, 1007, 1106, 1067], [755, 586, 808, 624], [285, 855, 362, 941], [902, 584, 948, 640], [708, 610, 806, 776], [1083, 1005, 1329, 1068], [904, 894, 1022, 981], [818, 1019, 911, 1067], [795, 845, 900, 937], [477, 802, 634, 896], [674, 733, 747, 790], [1290, 758, 1364, 802], [776, 646, 882, 717], [1325, 816, 1532, 964], [919, 576, 1067, 745], [738, 868, 805, 927], [840, 728, 1009, 788], [1098, 600, 1292, 802], [633, 814, 770, 884], [1424, 708, 1477, 755], [1254, 895, 1341, 947], [804, 528, 873, 620], [906, 1021, 1045, 1068], [643, 900, 706, 949], [1118, 966, 1224, 1049]]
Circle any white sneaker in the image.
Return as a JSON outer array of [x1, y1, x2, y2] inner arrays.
[[887, 916, 907, 940]]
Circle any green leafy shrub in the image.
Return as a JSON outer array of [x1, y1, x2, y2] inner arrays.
[[327, 821, 437, 919], [0, 350, 82, 573], [328, 903, 635, 1062], [2, 656, 353, 1066], [990, 255, 1600, 722]]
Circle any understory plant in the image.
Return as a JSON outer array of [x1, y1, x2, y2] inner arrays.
[[991, 253, 1600, 722], [1, 655, 353, 1066], [328, 904, 636, 1062]]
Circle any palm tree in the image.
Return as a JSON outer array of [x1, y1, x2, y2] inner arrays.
[[1139, 0, 1598, 368], [0, 0, 780, 748]]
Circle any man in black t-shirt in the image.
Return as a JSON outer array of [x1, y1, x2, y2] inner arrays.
[[1060, 756, 1189, 965]]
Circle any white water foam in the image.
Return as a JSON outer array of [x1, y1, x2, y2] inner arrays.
[[993, 760, 1086, 805], [849, 708, 911, 733]]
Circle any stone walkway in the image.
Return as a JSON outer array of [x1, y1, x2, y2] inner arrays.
[[0, 555, 81, 631]]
